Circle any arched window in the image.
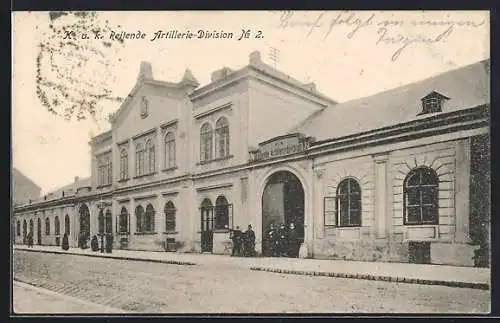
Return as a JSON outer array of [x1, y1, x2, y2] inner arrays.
[[135, 205, 144, 232], [336, 178, 362, 227], [29, 219, 34, 234], [145, 204, 155, 233], [200, 123, 213, 162], [45, 217, 51, 235], [105, 209, 113, 234], [164, 201, 176, 232], [16, 220, 20, 236], [164, 132, 176, 169], [55, 216, 60, 235], [200, 198, 213, 233], [135, 143, 145, 176], [215, 117, 230, 158], [98, 210, 105, 234], [146, 139, 155, 174], [120, 149, 129, 180], [64, 214, 70, 235], [404, 167, 439, 225], [214, 195, 229, 230], [119, 207, 129, 234], [23, 220, 27, 237], [97, 154, 112, 186]]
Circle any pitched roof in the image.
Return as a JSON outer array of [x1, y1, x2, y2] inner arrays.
[[292, 59, 490, 141]]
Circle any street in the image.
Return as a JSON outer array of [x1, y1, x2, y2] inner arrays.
[[13, 250, 490, 314]]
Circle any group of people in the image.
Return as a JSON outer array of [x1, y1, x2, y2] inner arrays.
[[24, 231, 34, 247], [229, 224, 256, 257], [263, 222, 302, 258]]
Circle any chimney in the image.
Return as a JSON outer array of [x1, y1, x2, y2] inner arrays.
[[74, 176, 79, 183], [249, 51, 262, 65], [137, 61, 153, 82], [210, 67, 233, 83], [179, 68, 199, 93]]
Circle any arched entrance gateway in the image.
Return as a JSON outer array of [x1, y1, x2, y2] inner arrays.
[[261, 171, 305, 257]]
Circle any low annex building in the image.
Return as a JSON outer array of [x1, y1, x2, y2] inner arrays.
[[13, 52, 490, 267]]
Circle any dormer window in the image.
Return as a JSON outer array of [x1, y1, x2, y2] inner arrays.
[[420, 91, 449, 115]]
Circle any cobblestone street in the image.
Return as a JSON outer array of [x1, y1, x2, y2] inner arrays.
[[13, 250, 490, 314]]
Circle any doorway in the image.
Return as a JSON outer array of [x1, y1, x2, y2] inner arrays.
[[261, 171, 305, 257], [79, 204, 91, 246], [200, 198, 214, 252]]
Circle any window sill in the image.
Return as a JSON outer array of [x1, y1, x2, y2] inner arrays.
[[118, 178, 130, 183], [96, 184, 112, 189], [134, 232, 158, 235], [403, 223, 439, 226], [197, 155, 233, 165], [117, 232, 130, 235], [163, 231, 179, 234], [133, 172, 158, 179], [324, 225, 361, 229], [162, 166, 178, 173]]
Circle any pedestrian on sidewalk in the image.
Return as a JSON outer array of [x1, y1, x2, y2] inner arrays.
[[243, 224, 256, 257], [91, 235, 99, 252], [229, 226, 243, 256], [286, 222, 299, 258], [27, 231, 33, 248], [264, 223, 276, 257], [61, 233, 70, 250], [277, 223, 287, 257]]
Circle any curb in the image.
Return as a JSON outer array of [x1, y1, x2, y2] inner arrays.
[[14, 279, 131, 313], [15, 248, 197, 266], [249, 266, 490, 290]]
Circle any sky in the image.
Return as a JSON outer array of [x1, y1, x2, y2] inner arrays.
[[12, 11, 489, 194]]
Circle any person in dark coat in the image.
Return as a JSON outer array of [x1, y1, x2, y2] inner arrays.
[[277, 223, 287, 257], [27, 231, 34, 248], [287, 222, 300, 258], [91, 235, 99, 251], [229, 226, 243, 256], [243, 224, 256, 257], [105, 233, 113, 253], [263, 223, 276, 257], [61, 233, 70, 250]]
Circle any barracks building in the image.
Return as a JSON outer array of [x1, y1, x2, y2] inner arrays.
[[13, 51, 490, 267]]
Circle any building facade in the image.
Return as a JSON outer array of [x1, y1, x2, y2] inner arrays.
[[13, 52, 490, 267]]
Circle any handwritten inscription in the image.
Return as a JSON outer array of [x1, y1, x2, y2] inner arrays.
[[277, 11, 486, 61]]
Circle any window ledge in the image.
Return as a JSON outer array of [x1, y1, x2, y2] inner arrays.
[[133, 172, 158, 179], [162, 166, 178, 173], [118, 232, 130, 235], [163, 231, 179, 234], [134, 232, 158, 235], [197, 155, 233, 165], [118, 178, 130, 183], [96, 184, 112, 189], [403, 223, 439, 227]]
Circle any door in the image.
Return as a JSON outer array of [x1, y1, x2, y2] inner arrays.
[[200, 202, 214, 253]]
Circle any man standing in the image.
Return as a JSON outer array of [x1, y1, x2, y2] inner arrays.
[[243, 224, 256, 257], [264, 223, 276, 257], [229, 226, 243, 256], [277, 223, 287, 257], [287, 222, 299, 257]]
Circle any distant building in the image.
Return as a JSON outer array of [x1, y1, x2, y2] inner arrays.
[[13, 52, 490, 267]]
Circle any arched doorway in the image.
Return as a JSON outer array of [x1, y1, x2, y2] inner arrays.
[[79, 204, 90, 246], [200, 198, 214, 252], [37, 218, 42, 245], [65, 214, 70, 235], [22, 220, 27, 244], [262, 171, 305, 257]]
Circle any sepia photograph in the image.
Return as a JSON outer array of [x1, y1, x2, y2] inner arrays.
[[11, 10, 490, 314]]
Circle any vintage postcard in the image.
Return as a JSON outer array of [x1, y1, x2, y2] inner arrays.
[[11, 10, 490, 314]]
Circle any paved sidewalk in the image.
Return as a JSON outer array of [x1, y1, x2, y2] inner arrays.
[[12, 280, 130, 314], [14, 245, 490, 290]]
